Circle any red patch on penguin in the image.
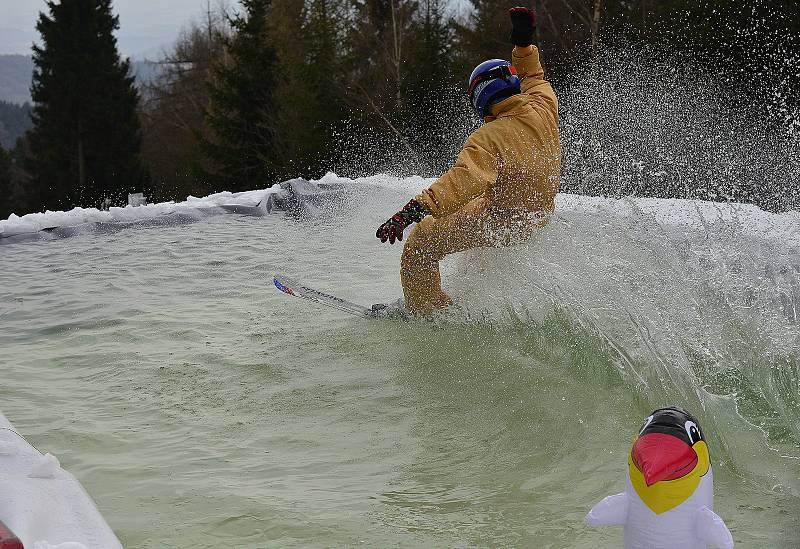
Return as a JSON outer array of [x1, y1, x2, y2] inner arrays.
[[631, 432, 698, 486]]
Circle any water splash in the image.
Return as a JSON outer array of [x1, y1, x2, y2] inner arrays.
[[559, 43, 800, 212], [444, 189, 800, 495]]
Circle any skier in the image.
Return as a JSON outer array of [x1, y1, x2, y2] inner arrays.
[[375, 7, 561, 315]]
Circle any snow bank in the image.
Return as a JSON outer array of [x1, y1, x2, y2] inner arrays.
[[3, 173, 799, 246], [0, 186, 281, 239], [0, 412, 122, 549]]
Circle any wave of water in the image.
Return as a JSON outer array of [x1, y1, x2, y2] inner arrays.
[[447, 188, 800, 493], [367, 174, 800, 478]]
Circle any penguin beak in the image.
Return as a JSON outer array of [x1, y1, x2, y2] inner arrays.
[[631, 433, 698, 486]]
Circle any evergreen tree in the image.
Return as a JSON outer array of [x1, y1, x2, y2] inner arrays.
[[454, 0, 520, 68], [297, 0, 348, 172], [28, 0, 145, 211], [267, 0, 348, 178], [401, 0, 462, 173], [0, 101, 34, 150], [202, 0, 280, 191], [344, 0, 418, 123], [0, 146, 12, 218]]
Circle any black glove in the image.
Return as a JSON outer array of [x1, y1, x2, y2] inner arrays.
[[376, 199, 429, 244], [509, 7, 536, 47]]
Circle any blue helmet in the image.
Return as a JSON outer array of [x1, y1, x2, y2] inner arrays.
[[468, 59, 521, 117]]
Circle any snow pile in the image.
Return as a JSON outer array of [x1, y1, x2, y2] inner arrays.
[[0, 412, 122, 549], [2, 173, 799, 247], [555, 194, 800, 247], [0, 186, 280, 239]]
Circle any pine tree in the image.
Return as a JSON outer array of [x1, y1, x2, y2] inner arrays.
[[0, 146, 12, 218], [28, 0, 145, 211], [454, 0, 520, 67], [401, 0, 461, 174], [202, 0, 280, 191], [267, 0, 348, 178]]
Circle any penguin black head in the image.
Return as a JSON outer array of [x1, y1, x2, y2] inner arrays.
[[638, 406, 704, 447]]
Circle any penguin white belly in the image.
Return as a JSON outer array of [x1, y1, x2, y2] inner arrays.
[[623, 471, 714, 549]]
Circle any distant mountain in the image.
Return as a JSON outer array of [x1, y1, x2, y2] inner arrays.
[[0, 55, 34, 105], [0, 54, 160, 105], [0, 28, 37, 58]]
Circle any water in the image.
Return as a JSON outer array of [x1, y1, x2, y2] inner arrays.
[[1, 175, 799, 548]]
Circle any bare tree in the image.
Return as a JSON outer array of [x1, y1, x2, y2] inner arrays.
[[139, 1, 232, 200], [546, 0, 603, 55]]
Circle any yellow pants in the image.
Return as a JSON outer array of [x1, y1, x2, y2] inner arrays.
[[401, 197, 544, 315]]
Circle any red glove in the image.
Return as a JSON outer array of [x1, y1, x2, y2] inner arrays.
[[376, 199, 429, 244], [509, 7, 537, 47]]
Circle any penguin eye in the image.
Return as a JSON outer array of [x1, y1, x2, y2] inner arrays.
[[684, 420, 701, 444], [639, 415, 654, 435]]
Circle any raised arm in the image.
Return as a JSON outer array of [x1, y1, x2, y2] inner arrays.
[[512, 45, 545, 94], [508, 8, 557, 111]]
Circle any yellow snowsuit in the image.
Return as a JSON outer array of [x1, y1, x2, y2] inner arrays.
[[402, 45, 561, 314]]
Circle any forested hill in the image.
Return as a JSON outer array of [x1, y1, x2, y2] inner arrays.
[[0, 101, 32, 150], [0, 54, 158, 105]]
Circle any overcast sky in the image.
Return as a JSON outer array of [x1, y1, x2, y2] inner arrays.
[[0, 0, 225, 58]]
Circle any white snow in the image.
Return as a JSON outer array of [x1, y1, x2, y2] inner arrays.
[[2, 173, 799, 246], [0, 185, 282, 238], [0, 413, 122, 549]]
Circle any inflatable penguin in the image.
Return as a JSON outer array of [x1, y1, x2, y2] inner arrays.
[[585, 407, 734, 549]]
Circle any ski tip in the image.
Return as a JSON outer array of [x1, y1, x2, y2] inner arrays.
[[273, 276, 295, 296]]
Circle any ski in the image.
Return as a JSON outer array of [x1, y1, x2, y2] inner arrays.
[[273, 274, 373, 318]]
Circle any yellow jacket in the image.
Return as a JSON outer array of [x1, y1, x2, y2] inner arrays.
[[415, 46, 561, 218]]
